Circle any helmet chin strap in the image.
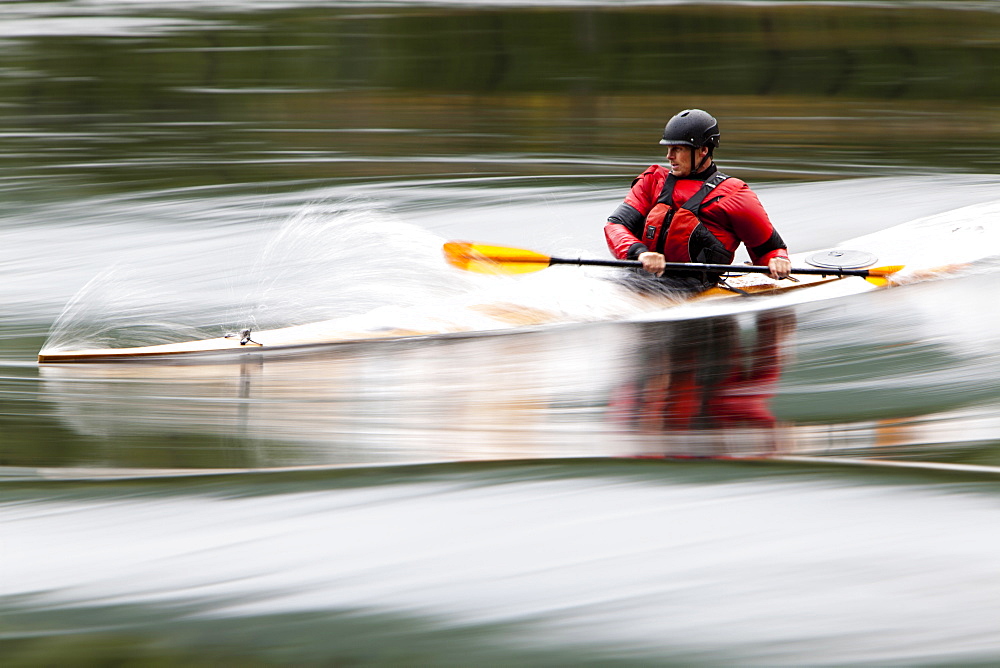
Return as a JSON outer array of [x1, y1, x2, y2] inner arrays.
[[691, 147, 711, 175]]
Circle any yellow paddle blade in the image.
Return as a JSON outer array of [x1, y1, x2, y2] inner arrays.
[[443, 242, 553, 274], [863, 265, 905, 287]]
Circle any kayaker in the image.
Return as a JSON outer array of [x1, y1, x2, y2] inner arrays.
[[604, 109, 792, 292]]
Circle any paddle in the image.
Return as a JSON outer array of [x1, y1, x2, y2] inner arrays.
[[443, 241, 904, 286]]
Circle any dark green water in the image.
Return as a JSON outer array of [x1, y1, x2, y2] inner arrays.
[[3, 2, 1000, 665], [6, 0, 1000, 196]]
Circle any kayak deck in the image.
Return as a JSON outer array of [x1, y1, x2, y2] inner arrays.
[[36, 268, 857, 364], [36, 326, 443, 363]]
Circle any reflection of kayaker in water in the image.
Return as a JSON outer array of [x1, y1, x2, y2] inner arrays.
[[604, 109, 792, 293], [612, 310, 796, 435]]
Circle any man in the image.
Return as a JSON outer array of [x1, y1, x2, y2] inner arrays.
[[604, 109, 791, 292]]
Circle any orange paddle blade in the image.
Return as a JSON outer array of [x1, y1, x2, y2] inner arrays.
[[863, 265, 905, 287], [443, 242, 553, 274]]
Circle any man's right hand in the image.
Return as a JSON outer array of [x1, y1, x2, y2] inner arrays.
[[637, 251, 666, 277]]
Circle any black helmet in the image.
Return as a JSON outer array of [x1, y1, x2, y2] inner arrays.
[[659, 109, 720, 149]]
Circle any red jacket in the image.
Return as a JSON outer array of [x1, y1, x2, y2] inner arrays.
[[604, 164, 788, 266]]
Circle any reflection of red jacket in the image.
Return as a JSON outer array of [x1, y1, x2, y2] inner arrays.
[[617, 350, 780, 432], [700, 340, 782, 429], [611, 313, 794, 433], [604, 164, 788, 266]]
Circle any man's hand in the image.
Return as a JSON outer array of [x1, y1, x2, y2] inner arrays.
[[768, 256, 792, 280], [637, 251, 666, 277]]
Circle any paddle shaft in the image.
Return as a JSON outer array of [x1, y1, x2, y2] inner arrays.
[[548, 256, 880, 278]]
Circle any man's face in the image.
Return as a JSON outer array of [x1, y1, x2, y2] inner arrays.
[[664, 145, 709, 177]]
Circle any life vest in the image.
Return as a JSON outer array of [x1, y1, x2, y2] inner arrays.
[[643, 171, 742, 266]]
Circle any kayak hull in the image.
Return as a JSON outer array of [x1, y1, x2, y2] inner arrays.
[[36, 249, 884, 364]]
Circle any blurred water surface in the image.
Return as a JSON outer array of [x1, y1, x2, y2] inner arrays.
[[3, 1, 1000, 665]]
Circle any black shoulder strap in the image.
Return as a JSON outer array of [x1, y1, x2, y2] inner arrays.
[[654, 172, 729, 212], [680, 171, 730, 215], [654, 174, 677, 206]]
